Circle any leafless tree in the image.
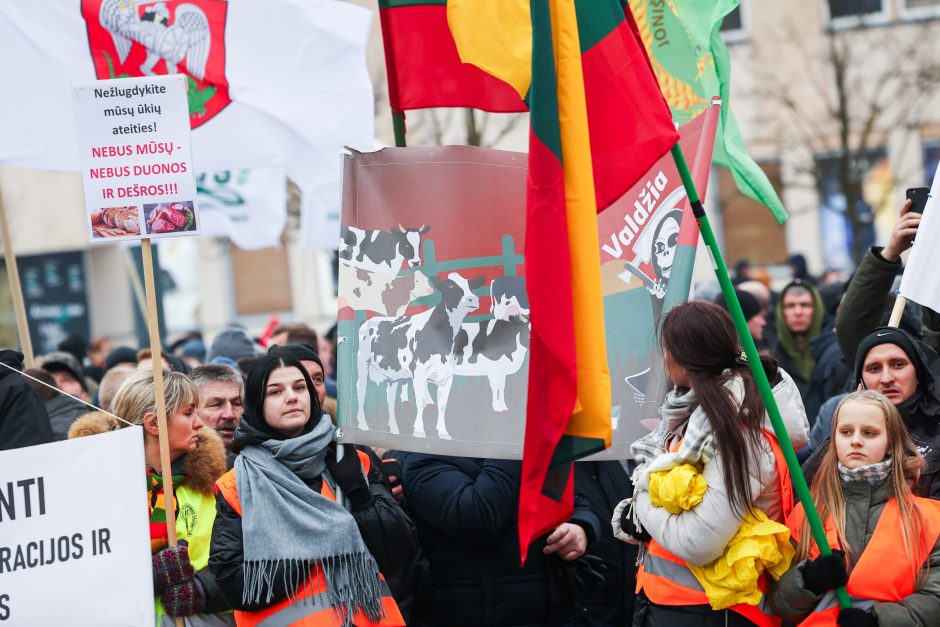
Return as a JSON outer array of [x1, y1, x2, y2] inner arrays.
[[754, 13, 940, 264]]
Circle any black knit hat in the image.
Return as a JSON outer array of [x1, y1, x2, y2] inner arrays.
[[714, 289, 762, 323], [854, 326, 928, 385], [269, 343, 323, 371], [105, 346, 138, 371]]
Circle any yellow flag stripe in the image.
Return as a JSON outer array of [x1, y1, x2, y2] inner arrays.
[[551, 0, 611, 446], [447, 0, 532, 100]]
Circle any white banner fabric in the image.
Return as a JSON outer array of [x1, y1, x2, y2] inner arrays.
[[0, 0, 373, 250], [196, 168, 287, 251], [900, 171, 940, 312]]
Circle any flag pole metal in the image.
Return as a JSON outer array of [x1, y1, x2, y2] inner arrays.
[[669, 144, 852, 610]]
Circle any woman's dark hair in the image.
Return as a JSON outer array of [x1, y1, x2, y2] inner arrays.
[[661, 300, 779, 516], [242, 353, 320, 439]]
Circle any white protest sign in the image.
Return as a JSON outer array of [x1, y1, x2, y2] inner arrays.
[[0, 427, 153, 626], [900, 171, 940, 311], [73, 75, 199, 243]]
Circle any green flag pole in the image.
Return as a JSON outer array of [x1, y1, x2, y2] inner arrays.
[[669, 144, 851, 610], [392, 112, 407, 148]]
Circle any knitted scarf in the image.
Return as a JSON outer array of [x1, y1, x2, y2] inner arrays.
[[147, 462, 185, 554], [839, 458, 892, 484], [235, 414, 382, 625], [630, 381, 729, 491]]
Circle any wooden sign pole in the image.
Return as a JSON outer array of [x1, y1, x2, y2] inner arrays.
[[0, 189, 35, 366], [141, 239, 185, 627], [889, 294, 907, 327]]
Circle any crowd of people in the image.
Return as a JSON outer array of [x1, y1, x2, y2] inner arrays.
[[1, 201, 940, 625]]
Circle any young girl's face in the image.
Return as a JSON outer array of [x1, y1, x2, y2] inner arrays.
[[834, 400, 889, 469]]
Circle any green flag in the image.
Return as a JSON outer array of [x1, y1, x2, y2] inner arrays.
[[628, 0, 787, 224]]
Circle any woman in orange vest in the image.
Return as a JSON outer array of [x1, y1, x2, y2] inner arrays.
[[614, 301, 810, 626], [769, 390, 940, 626], [208, 353, 407, 626]]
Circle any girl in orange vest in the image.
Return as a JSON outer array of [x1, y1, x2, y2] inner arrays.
[[769, 390, 940, 626], [208, 353, 407, 626], [615, 301, 809, 626]]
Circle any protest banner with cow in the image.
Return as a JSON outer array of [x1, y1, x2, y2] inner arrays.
[[336, 105, 718, 458]]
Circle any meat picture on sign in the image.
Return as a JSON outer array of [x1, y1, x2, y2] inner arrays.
[[143, 201, 197, 235], [91, 206, 142, 238]]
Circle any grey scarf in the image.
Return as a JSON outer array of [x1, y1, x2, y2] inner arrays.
[[838, 458, 892, 484], [235, 414, 383, 624]]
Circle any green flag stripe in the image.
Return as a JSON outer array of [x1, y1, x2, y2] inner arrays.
[[378, 0, 447, 9], [573, 0, 623, 53], [530, 0, 562, 162], [550, 434, 607, 467]]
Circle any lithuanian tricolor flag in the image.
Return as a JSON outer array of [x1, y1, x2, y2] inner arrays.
[[449, 0, 677, 559]]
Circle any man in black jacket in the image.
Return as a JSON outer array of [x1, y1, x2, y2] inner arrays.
[[402, 454, 601, 627], [0, 349, 54, 450], [574, 460, 637, 626]]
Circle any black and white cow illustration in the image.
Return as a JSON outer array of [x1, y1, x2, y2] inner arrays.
[[489, 275, 529, 320], [402, 275, 530, 413], [452, 316, 529, 412], [340, 224, 431, 274], [338, 264, 434, 316], [356, 272, 486, 439]]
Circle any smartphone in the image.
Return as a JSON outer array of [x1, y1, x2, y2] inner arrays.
[[906, 187, 930, 215], [382, 458, 402, 482]]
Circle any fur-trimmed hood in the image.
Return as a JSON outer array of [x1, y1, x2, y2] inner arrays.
[[68, 411, 227, 494]]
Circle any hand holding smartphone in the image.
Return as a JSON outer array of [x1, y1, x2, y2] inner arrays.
[[906, 187, 930, 215]]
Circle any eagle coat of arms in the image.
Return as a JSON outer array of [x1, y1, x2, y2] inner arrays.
[[82, 0, 231, 128]]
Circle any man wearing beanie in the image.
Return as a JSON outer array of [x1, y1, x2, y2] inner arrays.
[[805, 326, 940, 497]]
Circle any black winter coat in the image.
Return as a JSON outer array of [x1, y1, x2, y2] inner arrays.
[[402, 454, 602, 627], [0, 350, 53, 450], [574, 461, 637, 627], [209, 443, 433, 625]]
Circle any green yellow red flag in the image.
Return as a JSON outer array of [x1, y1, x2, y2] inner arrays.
[[450, 0, 678, 560]]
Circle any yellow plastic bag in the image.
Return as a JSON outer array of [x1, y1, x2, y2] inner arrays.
[[649, 463, 707, 514], [688, 509, 795, 610], [647, 464, 794, 609]]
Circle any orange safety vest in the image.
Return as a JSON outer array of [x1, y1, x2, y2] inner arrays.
[[635, 430, 793, 627], [787, 495, 940, 625], [215, 449, 405, 627]]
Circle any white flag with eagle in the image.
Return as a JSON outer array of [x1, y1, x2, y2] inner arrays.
[[0, 0, 374, 249]]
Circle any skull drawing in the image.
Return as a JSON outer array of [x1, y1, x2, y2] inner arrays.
[[652, 209, 683, 281]]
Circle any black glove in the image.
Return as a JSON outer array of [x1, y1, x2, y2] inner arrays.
[[620, 506, 652, 543], [326, 446, 371, 509], [152, 541, 194, 592], [161, 576, 207, 617], [801, 550, 848, 596], [837, 607, 878, 627], [560, 554, 608, 597]]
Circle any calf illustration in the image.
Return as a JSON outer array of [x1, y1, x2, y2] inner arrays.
[[340, 224, 431, 274], [356, 272, 485, 439], [490, 275, 529, 320]]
